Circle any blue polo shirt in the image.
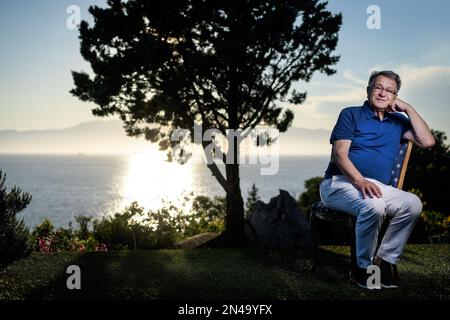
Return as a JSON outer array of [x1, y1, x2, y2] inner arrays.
[[324, 101, 412, 185]]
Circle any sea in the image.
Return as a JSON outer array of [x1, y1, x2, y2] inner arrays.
[[0, 154, 330, 228]]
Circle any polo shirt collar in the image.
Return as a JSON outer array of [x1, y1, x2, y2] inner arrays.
[[363, 100, 393, 122], [363, 100, 376, 119]]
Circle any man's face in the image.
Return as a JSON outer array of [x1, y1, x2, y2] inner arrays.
[[368, 75, 397, 111]]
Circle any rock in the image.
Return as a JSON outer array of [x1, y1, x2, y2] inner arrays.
[[245, 190, 312, 248]]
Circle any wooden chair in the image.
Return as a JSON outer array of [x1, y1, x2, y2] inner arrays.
[[310, 140, 413, 277]]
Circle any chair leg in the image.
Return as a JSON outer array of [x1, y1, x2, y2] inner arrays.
[[392, 264, 399, 282], [310, 213, 320, 273], [349, 218, 358, 281]]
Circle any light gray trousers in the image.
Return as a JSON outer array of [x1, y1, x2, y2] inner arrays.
[[319, 175, 422, 268]]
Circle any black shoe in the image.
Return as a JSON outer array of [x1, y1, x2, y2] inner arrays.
[[373, 256, 398, 289], [354, 267, 381, 290]]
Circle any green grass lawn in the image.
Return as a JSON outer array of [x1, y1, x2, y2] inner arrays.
[[0, 244, 448, 300]]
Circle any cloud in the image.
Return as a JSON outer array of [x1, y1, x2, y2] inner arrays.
[[395, 65, 450, 132], [418, 45, 450, 66], [367, 64, 450, 90], [291, 72, 366, 129], [342, 70, 367, 86], [396, 65, 450, 86], [292, 64, 450, 134]]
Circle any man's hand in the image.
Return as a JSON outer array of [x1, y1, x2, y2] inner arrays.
[[353, 178, 383, 199], [387, 97, 411, 113]]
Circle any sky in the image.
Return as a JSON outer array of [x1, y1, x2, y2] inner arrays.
[[1, 0, 450, 137]]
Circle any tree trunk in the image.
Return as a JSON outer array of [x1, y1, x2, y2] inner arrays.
[[223, 162, 246, 246], [200, 120, 247, 247], [200, 136, 246, 248]]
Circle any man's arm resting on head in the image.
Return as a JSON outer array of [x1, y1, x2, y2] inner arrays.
[[332, 139, 382, 199]]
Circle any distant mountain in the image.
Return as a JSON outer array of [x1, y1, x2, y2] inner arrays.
[[0, 120, 331, 155], [0, 120, 147, 155]]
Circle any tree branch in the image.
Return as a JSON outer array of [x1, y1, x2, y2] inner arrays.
[[201, 141, 233, 195], [243, 46, 311, 128]]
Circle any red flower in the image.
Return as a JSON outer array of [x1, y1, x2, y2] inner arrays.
[[95, 243, 108, 252], [38, 237, 52, 252]]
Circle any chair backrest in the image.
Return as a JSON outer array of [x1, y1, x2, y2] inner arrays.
[[390, 140, 413, 190]]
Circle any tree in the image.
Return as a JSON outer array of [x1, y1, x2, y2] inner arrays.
[[245, 183, 260, 218], [404, 130, 450, 215], [71, 0, 342, 246], [297, 176, 323, 217], [0, 170, 33, 266], [75, 215, 92, 240]]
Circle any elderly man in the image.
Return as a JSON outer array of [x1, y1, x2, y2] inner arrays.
[[320, 70, 435, 289]]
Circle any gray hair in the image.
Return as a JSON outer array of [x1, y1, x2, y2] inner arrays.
[[367, 70, 401, 93]]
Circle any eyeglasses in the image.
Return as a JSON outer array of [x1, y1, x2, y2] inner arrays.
[[370, 85, 397, 96]]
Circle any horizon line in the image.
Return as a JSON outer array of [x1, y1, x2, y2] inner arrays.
[[0, 119, 331, 133]]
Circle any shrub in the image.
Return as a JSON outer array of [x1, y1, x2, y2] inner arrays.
[[32, 215, 109, 252], [32, 219, 56, 251], [93, 213, 133, 250], [29, 194, 228, 251], [51, 227, 74, 251], [183, 195, 226, 237], [297, 176, 324, 217], [0, 170, 33, 266], [404, 130, 450, 215], [79, 235, 99, 252], [93, 197, 226, 250], [32, 218, 54, 238], [146, 206, 182, 249], [93, 202, 156, 250], [421, 210, 450, 243]]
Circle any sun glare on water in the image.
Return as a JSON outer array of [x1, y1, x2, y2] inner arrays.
[[121, 145, 194, 213]]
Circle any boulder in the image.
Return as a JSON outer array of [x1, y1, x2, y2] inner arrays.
[[245, 190, 312, 248]]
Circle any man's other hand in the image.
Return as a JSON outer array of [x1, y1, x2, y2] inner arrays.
[[387, 97, 411, 113]]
